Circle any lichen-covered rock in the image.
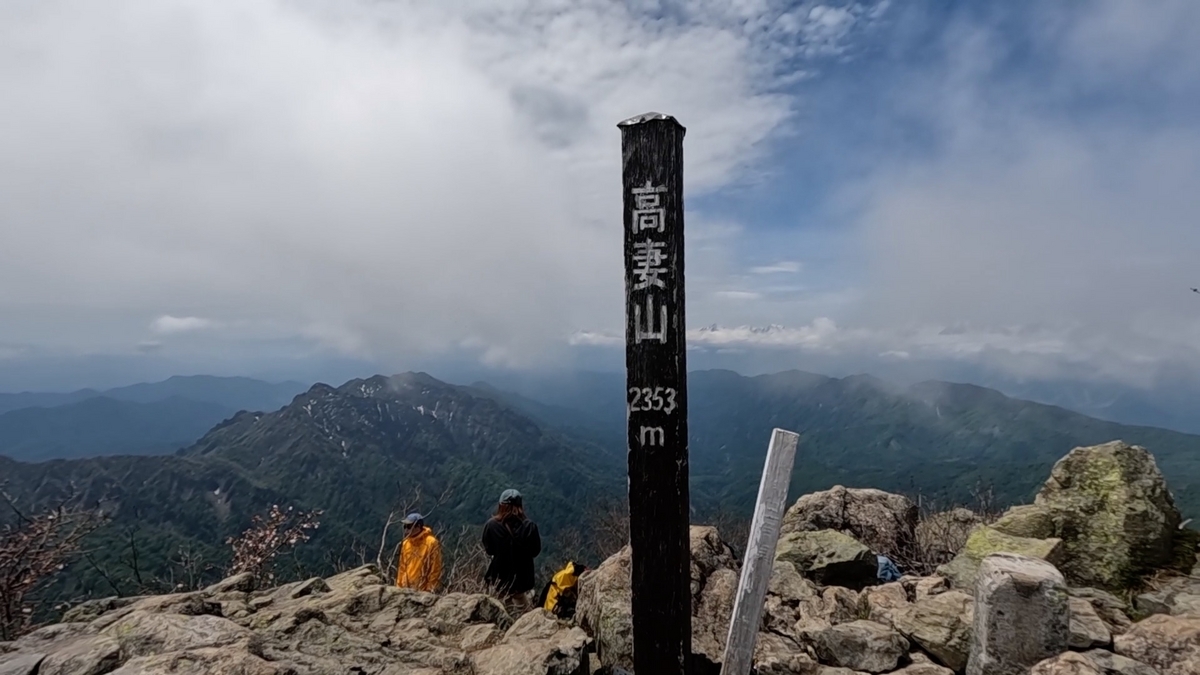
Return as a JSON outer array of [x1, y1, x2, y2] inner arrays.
[[891, 590, 973, 672], [967, 554, 1070, 675], [938, 525, 1064, 590], [1035, 441, 1182, 590], [1114, 613, 1200, 675], [781, 486, 918, 558], [776, 530, 878, 590], [813, 620, 908, 673], [1070, 597, 1113, 649], [991, 504, 1056, 540]]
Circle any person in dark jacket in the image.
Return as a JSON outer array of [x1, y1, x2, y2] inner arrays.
[[482, 488, 541, 612]]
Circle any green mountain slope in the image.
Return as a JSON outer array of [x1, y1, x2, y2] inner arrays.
[[491, 369, 1200, 518]]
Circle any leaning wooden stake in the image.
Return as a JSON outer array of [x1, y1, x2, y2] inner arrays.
[[719, 428, 800, 675], [619, 111, 690, 675]]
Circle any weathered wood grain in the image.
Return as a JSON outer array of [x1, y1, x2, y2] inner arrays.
[[619, 111, 690, 675]]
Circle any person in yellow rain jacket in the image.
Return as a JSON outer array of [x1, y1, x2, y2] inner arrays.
[[395, 513, 442, 592], [539, 561, 587, 619]]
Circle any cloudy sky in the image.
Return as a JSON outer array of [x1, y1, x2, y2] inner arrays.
[[1, 0, 1198, 392]]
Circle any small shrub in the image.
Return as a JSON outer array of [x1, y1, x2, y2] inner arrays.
[[226, 504, 322, 585]]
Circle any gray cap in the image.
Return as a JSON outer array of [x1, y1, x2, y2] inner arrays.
[[499, 489, 522, 505], [401, 512, 423, 525]]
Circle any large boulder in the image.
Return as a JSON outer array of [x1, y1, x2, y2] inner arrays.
[[812, 620, 908, 673], [966, 554, 1071, 675], [1034, 441, 1183, 590], [775, 530, 879, 590], [782, 486, 918, 558], [938, 525, 1064, 590], [575, 525, 741, 671], [472, 610, 590, 675], [1114, 613, 1200, 675], [891, 590, 973, 672]]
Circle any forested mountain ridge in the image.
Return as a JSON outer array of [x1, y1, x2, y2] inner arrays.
[[488, 369, 1200, 517], [1, 373, 623, 601]]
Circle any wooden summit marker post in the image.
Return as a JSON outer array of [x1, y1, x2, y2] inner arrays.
[[619, 111, 690, 675]]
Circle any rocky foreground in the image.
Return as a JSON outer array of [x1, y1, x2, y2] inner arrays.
[[3, 440, 1200, 674]]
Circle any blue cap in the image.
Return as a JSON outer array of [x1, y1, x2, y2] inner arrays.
[[499, 489, 522, 505], [401, 512, 423, 525]]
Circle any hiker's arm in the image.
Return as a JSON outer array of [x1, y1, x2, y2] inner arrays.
[[528, 523, 542, 558], [481, 521, 500, 556], [429, 543, 443, 592]]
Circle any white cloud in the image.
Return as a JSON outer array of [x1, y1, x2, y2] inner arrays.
[[0, 0, 879, 373], [714, 290, 764, 301], [750, 261, 802, 274], [150, 316, 214, 335]]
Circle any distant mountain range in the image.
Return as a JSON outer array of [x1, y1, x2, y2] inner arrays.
[[0, 376, 308, 462], [0, 375, 307, 415], [4, 369, 1200, 604], [485, 369, 1200, 517]]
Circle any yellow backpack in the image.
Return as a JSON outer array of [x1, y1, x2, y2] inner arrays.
[[540, 561, 587, 617]]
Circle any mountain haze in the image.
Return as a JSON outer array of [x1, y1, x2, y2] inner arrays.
[[0, 376, 310, 461]]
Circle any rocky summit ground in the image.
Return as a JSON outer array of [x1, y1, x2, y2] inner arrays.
[[3, 439, 1200, 675]]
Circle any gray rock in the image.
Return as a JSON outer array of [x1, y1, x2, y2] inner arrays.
[[1070, 588, 1133, 635], [1114, 613, 1200, 675], [203, 572, 257, 594], [813, 620, 908, 673], [38, 635, 120, 675], [0, 653, 45, 675], [857, 582, 909, 627], [101, 611, 260, 658], [460, 623, 502, 652], [1030, 651, 1104, 675], [776, 530, 878, 591], [752, 632, 820, 675], [781, 486, 918, 559], [891, 590, 973, 672], [427, 593, 512, 634], [966, 553, 1070, 675], [889, 665, 954, 675], [1080, 649, 1160, 675], [472, 609, 589, 675], [106, 647, 294, 675], [576, 525, 742, 672], [1070, 597, 1113, 649]]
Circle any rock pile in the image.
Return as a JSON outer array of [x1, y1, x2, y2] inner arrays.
[[2, 440, 1198, 675], [0, 565, 588, 675]]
